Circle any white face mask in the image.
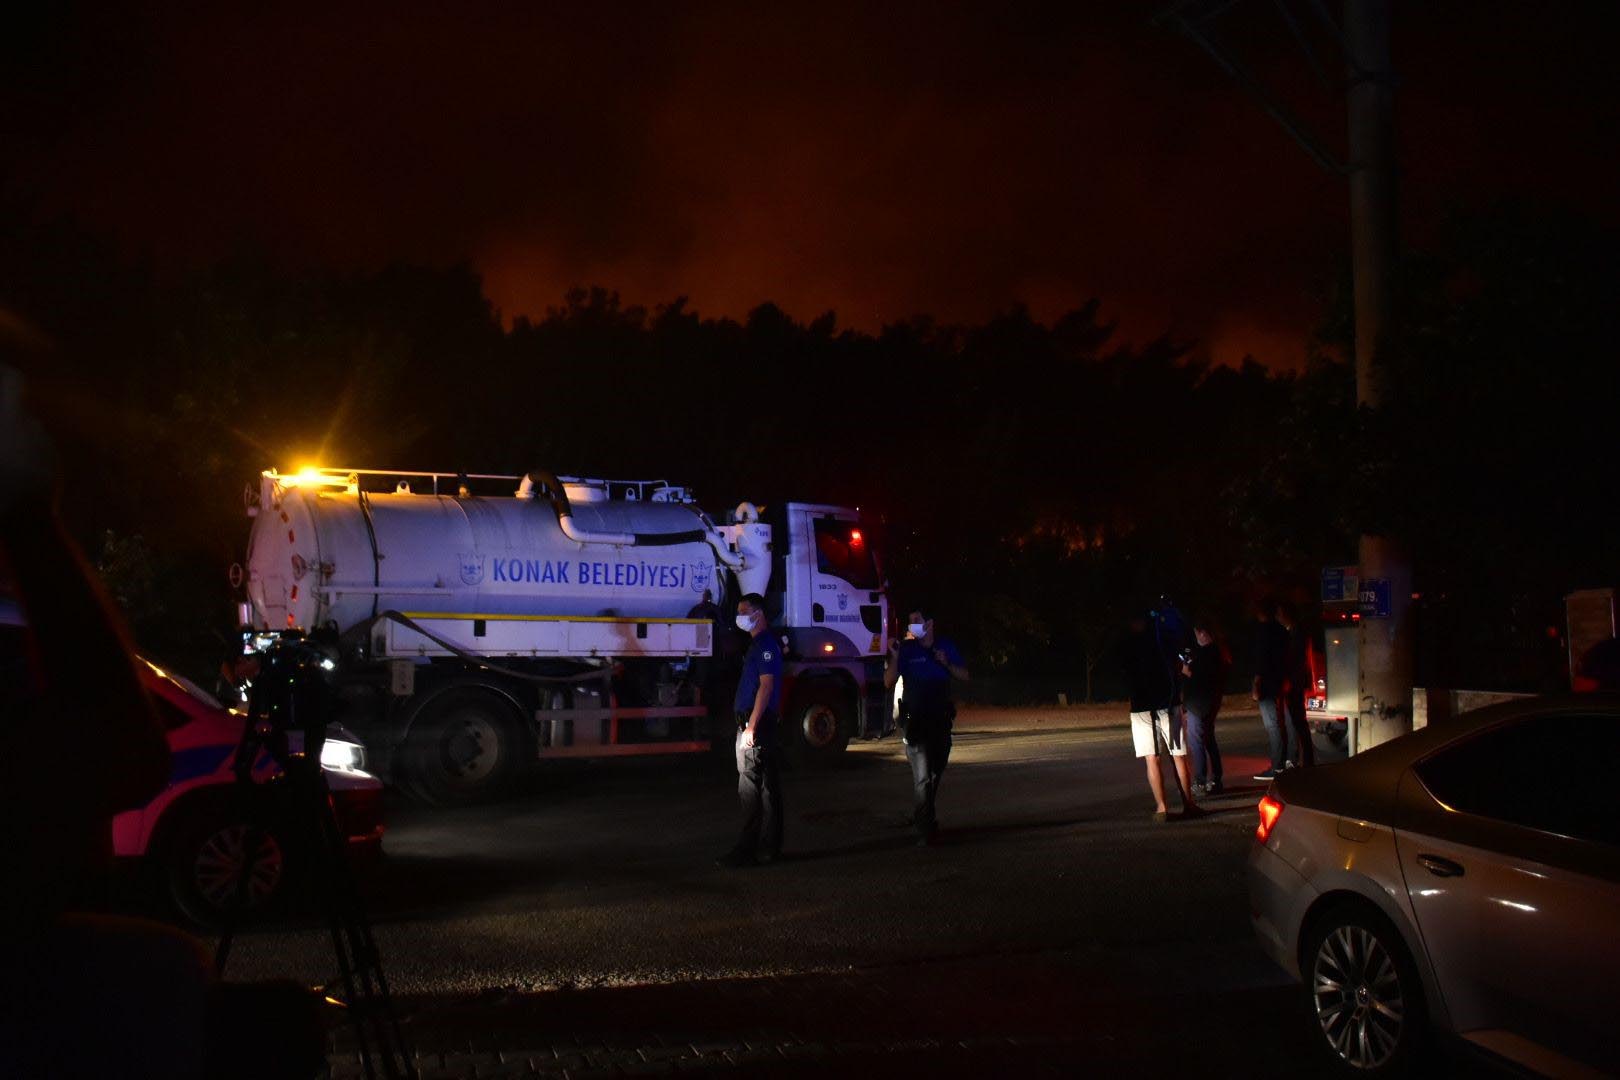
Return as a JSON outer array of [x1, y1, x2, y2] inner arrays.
[[736, 611, 756, 631], [908, 622, 927, 639]]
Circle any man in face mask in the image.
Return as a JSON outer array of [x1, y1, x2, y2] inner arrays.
[[717, 593, 784, 868], [883, 607, 968, 845]]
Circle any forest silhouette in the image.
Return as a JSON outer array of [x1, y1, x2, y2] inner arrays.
[[2, 202, 1612, 699]]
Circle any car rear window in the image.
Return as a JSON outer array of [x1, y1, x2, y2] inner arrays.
[[1415, 712, 1619, 846]]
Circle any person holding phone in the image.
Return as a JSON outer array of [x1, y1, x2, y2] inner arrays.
[[884, 607, 968, 846]]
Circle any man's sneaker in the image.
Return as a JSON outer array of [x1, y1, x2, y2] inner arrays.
[[715, 849, 756, 869], [1191, 781, 1207, 798], [1253, 768, 1279, 781]]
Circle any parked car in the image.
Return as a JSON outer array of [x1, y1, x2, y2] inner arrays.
[[1247, 695, 1619, 1076], [2, 597, 384, 927]]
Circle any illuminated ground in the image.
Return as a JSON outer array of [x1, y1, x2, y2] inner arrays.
[[214, 712, 1396, 1076]]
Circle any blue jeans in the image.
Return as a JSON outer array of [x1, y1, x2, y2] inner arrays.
[[1185, 709, 1222, 787], [905, 732, 951, 836], [1258, 697, 1290, 771]]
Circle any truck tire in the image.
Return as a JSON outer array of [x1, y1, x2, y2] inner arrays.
[[398, 688, 524, 805], [165, 793, 300, 929], [786, 685, 851, 766]]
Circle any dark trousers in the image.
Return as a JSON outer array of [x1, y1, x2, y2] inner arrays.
[[1259, 697, 1288, 770], [905, 731, 951, 836], [1283, 691, 1315, 767], [1185, 708, 1222, 786], [733, 725, 783, 858]]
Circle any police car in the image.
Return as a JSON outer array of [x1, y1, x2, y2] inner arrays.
[[2, 597, 384, 926]]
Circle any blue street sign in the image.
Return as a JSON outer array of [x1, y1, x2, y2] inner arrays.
[[1322, 565, 1359, 603], [1358, 578, 1391, 618]]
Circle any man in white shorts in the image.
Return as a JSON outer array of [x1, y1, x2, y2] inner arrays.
[[1123, 615, 1201, 821]]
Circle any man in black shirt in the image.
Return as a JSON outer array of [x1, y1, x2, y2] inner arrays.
[[1180, 618, 1227, 796], [1275, 602, 1315, 768], [1125, 615, 1200, 820], [1251, 601, 1290, 780]]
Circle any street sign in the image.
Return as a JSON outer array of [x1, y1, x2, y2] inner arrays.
[[1358, 578, 1391, 618], [1322, 565, 1359, 603]]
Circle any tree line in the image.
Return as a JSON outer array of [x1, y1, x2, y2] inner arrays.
[[1, 201, 1612, 698]]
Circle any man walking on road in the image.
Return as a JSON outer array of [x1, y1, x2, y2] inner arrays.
[[718, 593, 784, 868], [884, 607, 968, 845], [1125, 614, 1200, 821]]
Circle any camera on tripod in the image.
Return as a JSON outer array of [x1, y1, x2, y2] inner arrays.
[[236, 630, 367, 780], [217, 630, 414, 1079]]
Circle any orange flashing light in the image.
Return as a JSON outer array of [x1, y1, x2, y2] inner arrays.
[[822, 643, 836, 653], [1256, 795, 1284, 843]]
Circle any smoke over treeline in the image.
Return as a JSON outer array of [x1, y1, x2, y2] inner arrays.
[[2, 203, 1614, 698]]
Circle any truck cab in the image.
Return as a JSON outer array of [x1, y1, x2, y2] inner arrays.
[[765, 503, 891, 758]]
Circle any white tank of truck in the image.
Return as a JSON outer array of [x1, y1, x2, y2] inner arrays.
[[245, 468, 770, 634]]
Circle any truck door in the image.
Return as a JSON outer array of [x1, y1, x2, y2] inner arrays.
[[792, 508, 886, 656]]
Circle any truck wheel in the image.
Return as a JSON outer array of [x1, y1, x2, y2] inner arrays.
[[399, 689, 523, 805], [166, 796, 299, 929], [787, 686, 850, 766]]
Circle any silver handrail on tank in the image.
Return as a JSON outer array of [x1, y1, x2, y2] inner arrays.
[[265, 467, 687, 502]]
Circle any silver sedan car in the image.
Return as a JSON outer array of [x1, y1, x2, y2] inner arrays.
[[1247, 695, 1619, 1076]]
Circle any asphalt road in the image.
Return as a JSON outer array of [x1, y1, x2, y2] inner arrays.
[[202, 715, 1421, 1074], [228, 718, 1287, 996]]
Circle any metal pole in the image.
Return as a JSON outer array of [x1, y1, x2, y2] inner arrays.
[[1345, 0, 1411, 749]]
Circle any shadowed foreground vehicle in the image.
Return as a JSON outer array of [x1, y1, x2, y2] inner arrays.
[[112, 658, 385, 926], [2, 598, 385, 927], [1247, 695, 1619, 1076]]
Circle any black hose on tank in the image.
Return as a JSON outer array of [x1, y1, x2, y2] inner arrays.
[[525, 467, 706, 547]]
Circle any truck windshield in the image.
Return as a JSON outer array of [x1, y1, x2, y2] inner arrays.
[[813, 519, 879, 590]]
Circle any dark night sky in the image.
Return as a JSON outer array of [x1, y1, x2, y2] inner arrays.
[[5, 2, 1616, 368]]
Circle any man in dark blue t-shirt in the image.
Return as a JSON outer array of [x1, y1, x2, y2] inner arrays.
[[883, 606, 968, 845], [718, 592, 784, 868]]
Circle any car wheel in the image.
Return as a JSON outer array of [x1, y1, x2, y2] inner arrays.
[[167, 799, 297, 929], [1302, 903, 1427, 1076], [399, 688, 523, 805], [787, 686, 850, 765]]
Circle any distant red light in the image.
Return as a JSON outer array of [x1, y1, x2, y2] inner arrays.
[[1256, 795, 1284, 843], [849, 529, 863, 544]]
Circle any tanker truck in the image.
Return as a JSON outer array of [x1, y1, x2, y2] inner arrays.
[[236, 466, 890, 803]]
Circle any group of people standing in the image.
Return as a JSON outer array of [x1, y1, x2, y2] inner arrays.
[[1126, 598, 1318, 818]]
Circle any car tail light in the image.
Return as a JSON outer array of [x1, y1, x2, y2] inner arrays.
[[1256, 794, 1284, 843]]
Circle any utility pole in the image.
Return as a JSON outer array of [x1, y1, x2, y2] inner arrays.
[[1160, 0, 1414, 750], [1344, 0, 1411, 749]]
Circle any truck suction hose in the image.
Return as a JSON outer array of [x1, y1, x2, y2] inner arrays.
[[519, 468, 744, 566], [370, 611, 615, 687]]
